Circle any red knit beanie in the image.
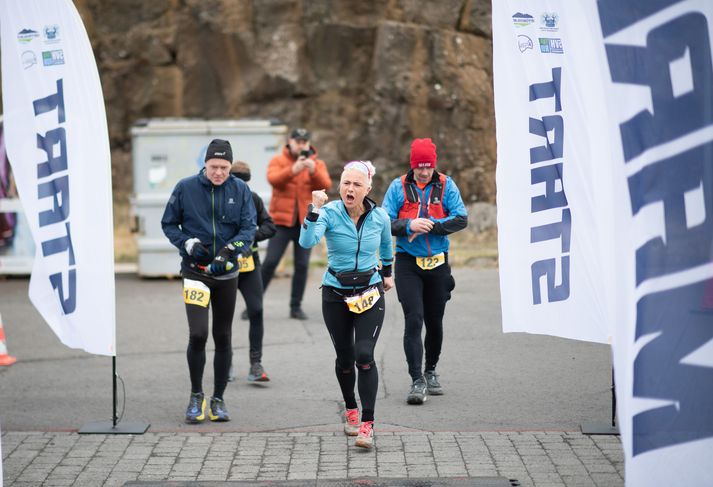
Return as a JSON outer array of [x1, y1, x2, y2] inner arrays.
[[410, 138, 437, 168]]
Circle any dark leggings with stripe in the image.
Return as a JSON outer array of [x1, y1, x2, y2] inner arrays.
[[184, 273, 238, 400], [322, 284, 385, 423]]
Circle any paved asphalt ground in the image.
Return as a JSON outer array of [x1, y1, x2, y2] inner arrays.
[[0, 266, 623, 486]]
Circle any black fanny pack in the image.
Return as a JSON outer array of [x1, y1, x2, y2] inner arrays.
[[328, 267, 376, 287]]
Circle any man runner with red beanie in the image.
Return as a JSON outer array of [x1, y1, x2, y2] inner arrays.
[[381, 138, 468, 405]]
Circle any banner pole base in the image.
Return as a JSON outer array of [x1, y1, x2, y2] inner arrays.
[[580, 422, 619, 435], [78, 420, 150, 435]]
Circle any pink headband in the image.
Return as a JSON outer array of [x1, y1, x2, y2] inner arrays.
[[343, 160, 372, 179]]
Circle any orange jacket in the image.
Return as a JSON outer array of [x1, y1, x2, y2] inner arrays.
[[267, 146, 332, 226]]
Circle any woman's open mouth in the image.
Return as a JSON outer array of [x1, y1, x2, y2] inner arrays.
[[345, 194, 355, 203]]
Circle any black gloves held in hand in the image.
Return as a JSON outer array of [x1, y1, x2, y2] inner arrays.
[[209, 244, 235, 275], [185, 238, 211, 261]]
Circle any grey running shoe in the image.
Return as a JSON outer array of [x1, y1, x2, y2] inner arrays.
[[185, 392, 206, 424], [424, 370, 443, 395], [247, 362, 270, 382], [407, 376, 428, 405], [208, 397, 230, 422], [290, 308, 308, 320], [240, 309, 249, 320], [228, 362, 236, 382]]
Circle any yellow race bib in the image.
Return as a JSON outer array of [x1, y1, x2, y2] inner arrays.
[[237, 255, 255, 273], [416, 252, 445, 270], [183, 278, 210, 307], [344, 286, 381, 314]]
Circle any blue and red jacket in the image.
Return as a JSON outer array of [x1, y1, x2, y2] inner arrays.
[[382, 170, 468, 257]]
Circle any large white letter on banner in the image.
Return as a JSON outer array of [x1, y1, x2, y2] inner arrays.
[[0, 1, 116, 355]]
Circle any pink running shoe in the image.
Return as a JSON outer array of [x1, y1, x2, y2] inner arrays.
[[344, 408, 360, 436], [355, 420, 374, 449]]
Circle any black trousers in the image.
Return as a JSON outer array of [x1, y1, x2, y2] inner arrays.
[[237, 259, 265, 363], [322, 284, 384, 421], [261, 224, 312, 310], [184, 274, 238, 399], [395, 253, 455, 381]]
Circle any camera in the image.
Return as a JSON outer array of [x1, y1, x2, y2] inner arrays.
[[299, 150, 310, 158]]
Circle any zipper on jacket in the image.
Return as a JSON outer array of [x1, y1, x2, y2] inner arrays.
[[211, 187, 217, 256], [417, 184, 433, 257]]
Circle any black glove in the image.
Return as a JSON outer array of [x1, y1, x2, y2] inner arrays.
[[209, 245, 234, 274], [185, 238, 210, 261]]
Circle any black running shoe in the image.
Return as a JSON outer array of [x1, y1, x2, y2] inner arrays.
[[424, 370, 443, 395], [290, 308, 308, 320], [407, 376, 428, 405]]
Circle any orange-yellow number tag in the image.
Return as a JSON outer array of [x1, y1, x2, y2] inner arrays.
[[344, 287, 381, 314], [183, 279, 210, 307], [416, 252, 445, 270], [237, 255, 255, 273]]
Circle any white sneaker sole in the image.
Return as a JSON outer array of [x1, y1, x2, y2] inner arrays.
[[355, 436, 373, 448]]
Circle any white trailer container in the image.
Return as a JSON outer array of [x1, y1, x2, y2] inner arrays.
[[0, 118, 34, 276], [131, 118, 287, 277]]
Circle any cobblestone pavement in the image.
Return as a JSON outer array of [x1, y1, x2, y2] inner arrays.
[[2, 430, 623, 487]]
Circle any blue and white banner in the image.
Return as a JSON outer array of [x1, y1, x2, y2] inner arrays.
[[494, 1, 713, 485], [493, 2, 613, 344], [0, 0, 116, 355]]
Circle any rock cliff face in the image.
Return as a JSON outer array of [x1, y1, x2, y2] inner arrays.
[[73, 0, 495, 203]]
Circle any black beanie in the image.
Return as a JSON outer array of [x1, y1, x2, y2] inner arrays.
[[205, 139, 233, 163]]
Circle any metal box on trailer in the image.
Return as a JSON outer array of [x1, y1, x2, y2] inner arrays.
[[131, 118, 286, 277]]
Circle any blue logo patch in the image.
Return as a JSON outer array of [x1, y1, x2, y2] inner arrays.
[[44, 25, 60, 43], [539, 38, 564, 54], [540, 12, 559, 31], [512, 12, 535, 27], [42, 49, 65, 66], [17, 28, 39, 44]]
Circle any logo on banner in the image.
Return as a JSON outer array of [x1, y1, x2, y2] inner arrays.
[[539, 38, 564, 54], [42, 50, 65, 66], [43, 25, 60, 43], [21, 51, 37, 69], [517, 35, 533, 53], [17, 29, 39, 44], [540, 12, 559, 31], [512, 12, 535, 27]]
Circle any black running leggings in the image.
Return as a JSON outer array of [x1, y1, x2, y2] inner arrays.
[[237, 260, 264, 363], [395, 253, 455, 381], [185, 275, 238, 399], [322, 284, 384, 423]]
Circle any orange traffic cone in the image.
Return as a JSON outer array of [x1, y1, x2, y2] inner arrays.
[[0, 312, 17, 366]]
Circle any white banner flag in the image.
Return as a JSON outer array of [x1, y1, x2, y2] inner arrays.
[[493, 2, 613, 343], [493, 1, 713, 485], [0, 0, 116, 355]]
